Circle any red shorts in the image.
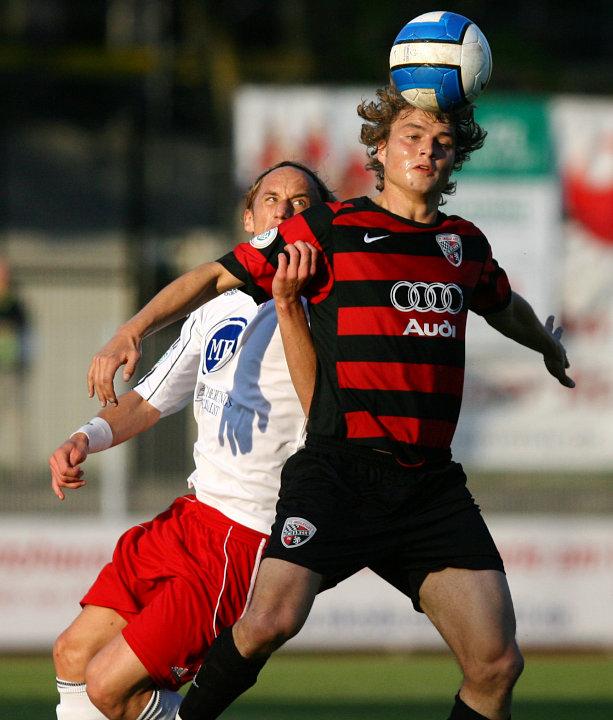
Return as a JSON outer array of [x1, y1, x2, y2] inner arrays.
[[81, 495, 268, 691]]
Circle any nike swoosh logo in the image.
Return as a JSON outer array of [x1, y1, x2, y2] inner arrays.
[[364, 233, 390, 243]]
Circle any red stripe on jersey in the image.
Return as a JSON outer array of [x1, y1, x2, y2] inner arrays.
[[233, 244, 276, 298], [278, 213, 334, 304], [334, 252, 483, 283], [345, 411, 456, 449], [337, 361, 464, 395], [337, 306, 467, 340]]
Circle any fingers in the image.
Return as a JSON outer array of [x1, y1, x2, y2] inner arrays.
[[291, 241, 318, 278], [87, 332, 142, 405], [276, 251, 289, 276], [89, 355, 121, 407], [49, 448, 86, 501]]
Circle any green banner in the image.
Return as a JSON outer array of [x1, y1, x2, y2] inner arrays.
[[460, 95, 553, 178]]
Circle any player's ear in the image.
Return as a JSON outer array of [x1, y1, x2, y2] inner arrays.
[[376, 141, 387, 165], [243, 208, 255, 234]]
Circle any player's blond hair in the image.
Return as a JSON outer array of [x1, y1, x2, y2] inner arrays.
[[244, 161, 336, 210], [358, 84, 487, 198]]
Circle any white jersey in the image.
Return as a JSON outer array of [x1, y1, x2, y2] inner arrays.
[[134, 290, 307, 534]]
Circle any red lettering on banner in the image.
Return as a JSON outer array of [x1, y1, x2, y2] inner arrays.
[[0, 544, 110, 570]]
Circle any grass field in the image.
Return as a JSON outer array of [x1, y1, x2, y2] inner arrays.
[[1, 652, 612, 719]]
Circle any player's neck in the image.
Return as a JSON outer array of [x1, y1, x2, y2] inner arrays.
[[372, 187, 441, 225]]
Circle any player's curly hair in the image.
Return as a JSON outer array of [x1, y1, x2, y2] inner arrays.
[[244, 160, 336, 210], [358, 84, 487, 198]]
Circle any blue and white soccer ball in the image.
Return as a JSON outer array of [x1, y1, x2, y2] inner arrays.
[[389, 11, 492, 113]]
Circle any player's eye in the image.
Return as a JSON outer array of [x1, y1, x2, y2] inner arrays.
[[293, 198, 308, 207]]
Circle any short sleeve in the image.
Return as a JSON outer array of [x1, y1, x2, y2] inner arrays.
[[217, 205, 335, 304], [470, 244, 512, 316], [133, 312, 202, 417]]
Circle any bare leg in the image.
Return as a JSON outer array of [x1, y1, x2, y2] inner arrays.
[[177, 558, 322, 720], [54, 605, 127, 681], [234, 557, 323, 656], [419, 568, 524, 720], [85, 632, 158, 719]]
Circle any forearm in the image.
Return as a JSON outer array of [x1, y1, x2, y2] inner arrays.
[[485, 292, 557, 356], [275, 299, 316, 416], [97, 390, 161, 445], [122, 262, 242, 341]]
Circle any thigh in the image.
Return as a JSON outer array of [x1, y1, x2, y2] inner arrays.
[[419, 568, 517, 665], [54, 605, 127, 679], [244, 557, 322, 623], [236, 557, 322, 654]]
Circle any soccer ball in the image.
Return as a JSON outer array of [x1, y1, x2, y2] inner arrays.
[[389, 11, 492, 113]]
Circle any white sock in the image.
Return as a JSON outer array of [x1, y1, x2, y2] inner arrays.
[[136, 688, 183, 720], [56, 679, 107, 720]]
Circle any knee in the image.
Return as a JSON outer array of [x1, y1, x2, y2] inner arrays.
[[465, 643, 524, 696], [237, 607, 304, 657], [53, 628, 90, 679], [84, 663, 127, 720]]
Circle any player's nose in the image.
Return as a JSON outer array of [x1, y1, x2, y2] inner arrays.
[[275, 198, 294, 219]]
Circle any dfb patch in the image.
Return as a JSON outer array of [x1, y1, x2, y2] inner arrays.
[[281, 517, 317, 548]]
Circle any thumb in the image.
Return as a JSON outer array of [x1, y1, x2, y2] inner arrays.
[[123, 351, 139, 381]]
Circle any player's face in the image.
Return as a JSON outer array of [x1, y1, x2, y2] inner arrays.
[[243, 167, 318, 236], [376, 108, 456, 199]]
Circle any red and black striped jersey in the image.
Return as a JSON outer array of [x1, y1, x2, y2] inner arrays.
[[218, 196, 511, 464]]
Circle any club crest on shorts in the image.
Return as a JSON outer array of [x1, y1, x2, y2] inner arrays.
[[436, 234, 462, 267], [281, 517, 317, 548], [170, 665, 188, 681]]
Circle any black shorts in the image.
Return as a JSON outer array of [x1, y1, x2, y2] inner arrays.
[[265, 436, 504, 612]]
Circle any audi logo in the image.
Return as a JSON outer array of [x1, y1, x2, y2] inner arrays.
[[390, 281, 464, 314]]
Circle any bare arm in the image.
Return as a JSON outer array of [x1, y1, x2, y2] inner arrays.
[[272, 242, 319, 416], [88, 261, 243, 406], [49, 390, 161, 501], [484, 291, 575, 388]]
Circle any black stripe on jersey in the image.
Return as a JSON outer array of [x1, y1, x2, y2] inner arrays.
[[339, 388, 462, 423], [134, 316, 197, 402], [337, 335, 466, 367], [336, 279, 469, 310], [293, 202, 336, 251], [332, 231, 489, 262]]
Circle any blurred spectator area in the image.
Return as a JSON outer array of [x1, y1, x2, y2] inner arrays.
[[0, 0, 611, 517]]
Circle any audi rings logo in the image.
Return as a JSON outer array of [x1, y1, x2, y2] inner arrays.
[[390, 281, 463, 314]]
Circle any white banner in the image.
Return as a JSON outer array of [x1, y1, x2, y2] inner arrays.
[[1, 517, 612, 651]]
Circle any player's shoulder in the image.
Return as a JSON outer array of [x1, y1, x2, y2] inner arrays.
[[295, 197, 362, 222], [441, 213, 489, 244], [194, 289, 257, 326]]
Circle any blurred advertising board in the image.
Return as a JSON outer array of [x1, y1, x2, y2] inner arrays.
[[1, 516, 611, 651]]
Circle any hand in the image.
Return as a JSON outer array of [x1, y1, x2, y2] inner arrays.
[[87, 327, 142, 406], [49, 434, 89, 501], [543, 316, 575, 388], [272, 242, 318, 307]]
